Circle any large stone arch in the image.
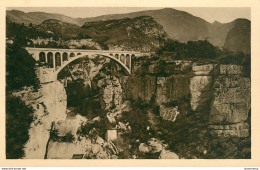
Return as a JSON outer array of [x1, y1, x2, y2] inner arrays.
[[55, 53, 131, 77]]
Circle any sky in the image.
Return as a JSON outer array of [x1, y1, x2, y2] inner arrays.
[[7, 7, 250, 23]]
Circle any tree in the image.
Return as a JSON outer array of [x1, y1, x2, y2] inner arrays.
[[6, 95, 34, 159], [156, 39, 217, 60], [186, 40, 217, 59], [6, 45, 39, 91]]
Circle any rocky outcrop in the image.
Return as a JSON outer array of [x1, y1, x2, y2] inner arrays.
[[164, 60, 192, 75], [47, 136, 118, 159], [159, 149, 179, 159], [120, 75, 157, 103], [121, 61, 250, 139], [99, 76, 123, 110], [159, 105, 179, 122], [156, 76, 190, 105], [209, 65, 251, 137], [189, 75, 212, 112]]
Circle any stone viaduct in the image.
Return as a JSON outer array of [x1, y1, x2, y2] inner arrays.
[[25, 47, 142, 83]]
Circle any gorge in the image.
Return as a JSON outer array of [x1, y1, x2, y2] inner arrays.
[[6, 7, 251, 159]]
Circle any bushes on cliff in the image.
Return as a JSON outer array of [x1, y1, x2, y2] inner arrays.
[[6, 45, 39, 91], [6, 20, 51, 46], [6, 44, 40, 159], [119, 99, 152, 143], [156, 39, 217, 59], [50, 130, 75, 143], [6, 95, 34, 159], [218, 51, 251, 77]]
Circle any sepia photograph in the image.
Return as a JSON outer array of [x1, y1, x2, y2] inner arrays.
[[4, 4, 253, 161]]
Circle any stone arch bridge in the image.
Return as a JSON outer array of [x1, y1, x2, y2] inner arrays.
[[25, 47, 142, 83]]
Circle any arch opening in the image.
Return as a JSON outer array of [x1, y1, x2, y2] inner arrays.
[[126, 54, 130, 69], [63, 52, 68, 62], [47, 52, 54, 68], [55, 52, 61, 67], [120, 54, 126, 64], [39, 52, 46, 63], [70, 53, 75, 58]]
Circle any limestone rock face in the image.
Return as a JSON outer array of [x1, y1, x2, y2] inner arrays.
[[120, 75, 157, 103], [139, 143, 150, 153], [209, 76, 250, 124], [159, 149, 179, 159], [220, 65, 243, 75], [160, 105, 179, 122], [192, 64, 215, 76], [47, 138, 92, 159], [156, 75, 190, 105], [54, 114, 87, 136], [164, 60, 192, 75], [139, 138, 167, 154], [100, 76, 123, 110], [36, 68, 57, 83], [148, 138, 165, 153], [190, 76, 212, 112], [209, 65, 250, 137], [208, 122, 249, 137]]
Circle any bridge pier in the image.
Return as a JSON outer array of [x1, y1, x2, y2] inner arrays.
[[36, 67, 57, 83]]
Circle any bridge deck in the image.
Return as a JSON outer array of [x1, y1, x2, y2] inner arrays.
[[25, 47, 141, 54]]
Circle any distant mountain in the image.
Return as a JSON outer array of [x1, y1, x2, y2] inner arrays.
[[80, 8, 241, 48], [223, 19, 251, 53], [32, 16, 169, 51], [35, 19, 88, 39], [81, 16, 169, 51], [82, 8, 209, 42], [6, 10, 86, 26], [7, 8, 251, 52]]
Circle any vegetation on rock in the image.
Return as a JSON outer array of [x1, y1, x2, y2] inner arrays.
[[6, 95, 34, 158]]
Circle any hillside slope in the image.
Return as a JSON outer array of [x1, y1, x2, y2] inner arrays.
[[223, 19, 251, 53], [6, 10, 84, 26], [81, 16, 169, 51], [36, 19, 89, 39]]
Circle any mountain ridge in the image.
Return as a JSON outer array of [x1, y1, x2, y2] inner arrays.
[[7, 8, 250, 51]]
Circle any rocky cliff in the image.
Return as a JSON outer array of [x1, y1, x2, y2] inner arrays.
[[121, 60, 250, 137], [117, 58, 250, 158], [13, 53, 250, 159], [12, 81, 67, 158], [209, 65, 250, 137]]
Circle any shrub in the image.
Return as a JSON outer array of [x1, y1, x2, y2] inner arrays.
[[6, 95, 34, 159], [6, 45, 39, 91]]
